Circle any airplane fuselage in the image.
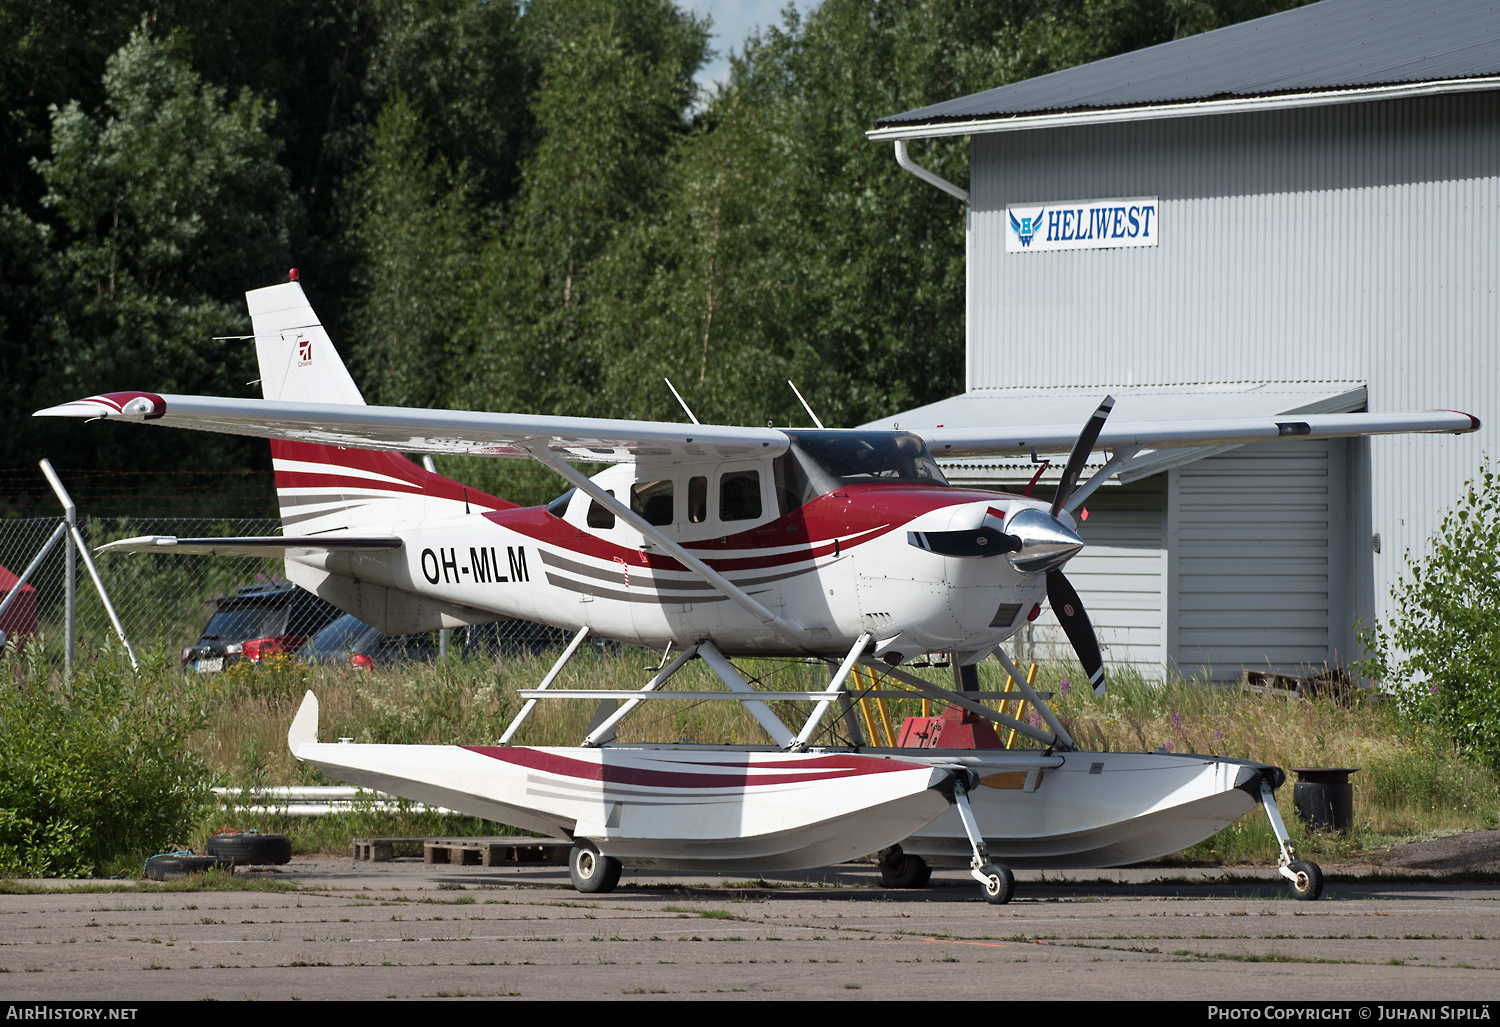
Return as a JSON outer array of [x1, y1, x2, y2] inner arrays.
[[289, 473, 1054, 659]]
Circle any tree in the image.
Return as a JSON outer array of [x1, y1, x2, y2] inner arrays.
[[11, 22, 293, 476], [343, 92, 482, 409], [1360, 465, 1500, 771]]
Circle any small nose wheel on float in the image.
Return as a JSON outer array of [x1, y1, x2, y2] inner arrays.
[[1260, 778, 1323, 901], [950, 776, 1014, 904]]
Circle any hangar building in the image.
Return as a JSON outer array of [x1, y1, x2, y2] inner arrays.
[[866, 0, 1499, 681]]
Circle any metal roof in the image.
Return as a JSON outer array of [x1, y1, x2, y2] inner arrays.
[[863, 382, 1367, 483], [875, 0, 1500, 130]]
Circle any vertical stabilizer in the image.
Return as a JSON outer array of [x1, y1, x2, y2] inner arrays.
[[247, 281, 365, 406]]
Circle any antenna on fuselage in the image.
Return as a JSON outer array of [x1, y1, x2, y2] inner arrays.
[[663, 378, 700, 424], [787, 380, 825, 429]]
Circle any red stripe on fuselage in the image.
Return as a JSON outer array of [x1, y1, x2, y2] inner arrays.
[[482, 484, 1011, 573], [465, 746, 921, 788], [270, 440, 514, 510]]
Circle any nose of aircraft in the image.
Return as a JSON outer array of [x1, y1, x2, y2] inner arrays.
[[1004, 507, 1085, 574]]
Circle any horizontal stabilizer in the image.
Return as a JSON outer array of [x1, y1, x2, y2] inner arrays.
[[97, 535, 402, 557], [287, 690, 320, 755]]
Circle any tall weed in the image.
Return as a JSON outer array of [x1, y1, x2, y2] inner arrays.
[[0, 639, 211, 876]]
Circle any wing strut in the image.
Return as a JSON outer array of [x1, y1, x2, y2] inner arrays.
[[526, 446, 812, 646]]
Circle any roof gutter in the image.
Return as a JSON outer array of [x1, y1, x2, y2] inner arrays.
[[893, 139, 969, 204], [869, 75, 1500, 141]]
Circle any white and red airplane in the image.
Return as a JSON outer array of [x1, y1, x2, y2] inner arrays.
[[37, 275, 1478, 901]]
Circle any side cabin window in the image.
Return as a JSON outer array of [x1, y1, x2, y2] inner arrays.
[[688, 476, 708, 523], [719, 470, 762, 521], [631, 479, 675, 526], [587, 490, 616, 529]]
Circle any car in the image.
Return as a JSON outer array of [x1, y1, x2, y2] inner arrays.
[[182, 581, 342, 672], [298, 613, 441, 669], [297, 614, 580, 670]]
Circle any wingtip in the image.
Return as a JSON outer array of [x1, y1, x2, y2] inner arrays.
[[33, 400, 106, 419], [1435, 410, 1482, 433], [95, 536, 178, 554], [34, 392, 166, 420]]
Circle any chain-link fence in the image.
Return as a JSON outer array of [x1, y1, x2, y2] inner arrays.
[[0, 512, 578, 670], [0, 515, 285, 665]]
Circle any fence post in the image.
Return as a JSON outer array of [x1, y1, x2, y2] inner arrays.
[[38, 460, 78, 678], [40, 459, 139, 673]]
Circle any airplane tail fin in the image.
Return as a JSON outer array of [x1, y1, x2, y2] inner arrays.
[[247, 277, 513, 534]]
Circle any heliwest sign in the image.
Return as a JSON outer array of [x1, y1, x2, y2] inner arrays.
[[1006, 197, 1159, 253]]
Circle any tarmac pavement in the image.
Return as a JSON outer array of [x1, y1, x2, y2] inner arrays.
[[2, 857, 1499, 1001]]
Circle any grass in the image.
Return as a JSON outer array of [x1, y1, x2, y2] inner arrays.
[[1032, 660, 1500, 864]]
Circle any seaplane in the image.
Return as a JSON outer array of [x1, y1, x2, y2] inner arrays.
[[37, 274, 1479, 902]]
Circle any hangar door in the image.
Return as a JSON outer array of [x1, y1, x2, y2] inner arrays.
[[1168, 440, 1346, 682]]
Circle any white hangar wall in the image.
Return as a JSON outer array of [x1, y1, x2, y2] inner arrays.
[[963, 91, 1499, 681]]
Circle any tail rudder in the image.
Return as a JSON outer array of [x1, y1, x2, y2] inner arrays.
[[247, 277, 364, 406]]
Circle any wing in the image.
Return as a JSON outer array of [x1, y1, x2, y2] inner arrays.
[[34, 392, 789, 464], [96, 535, 402, 557], [912, 410, 1481, 457]]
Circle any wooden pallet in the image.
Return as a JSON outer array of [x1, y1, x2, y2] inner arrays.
[[351, 836, 570, 865], [351, 837, 428, 862], [424, 837, 572, 866]]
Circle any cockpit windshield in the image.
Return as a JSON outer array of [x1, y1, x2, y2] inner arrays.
[[785, 431, 949, 490]]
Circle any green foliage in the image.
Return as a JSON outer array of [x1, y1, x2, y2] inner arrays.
[[8, 20, 292, 485], [344, 92, 483, 409], [0, 644, 211, 877], [32, 21, 291, 389], [1360, 465, 1500, 772]]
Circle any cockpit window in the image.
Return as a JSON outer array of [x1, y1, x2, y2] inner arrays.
[[719, 470, 762, 521], [786, 431, 948, 490]]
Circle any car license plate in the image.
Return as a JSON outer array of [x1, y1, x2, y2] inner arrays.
[[195, 657, 224, 673]]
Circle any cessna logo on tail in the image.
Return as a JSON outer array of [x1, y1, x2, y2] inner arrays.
[[298, 337, 313, 365]]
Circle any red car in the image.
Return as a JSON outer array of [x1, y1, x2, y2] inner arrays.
[[182, 581, 341, 672]]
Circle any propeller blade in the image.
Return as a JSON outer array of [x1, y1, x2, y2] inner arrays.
[[1051, 396, 1116, 517], [1046, 569, 1106, 696], [908, 527, 1021, 558]]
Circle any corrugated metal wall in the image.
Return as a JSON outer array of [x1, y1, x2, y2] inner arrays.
[[967, 91, 1498, 675]]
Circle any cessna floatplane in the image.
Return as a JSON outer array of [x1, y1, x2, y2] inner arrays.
[[38, 276, 1478, 902]]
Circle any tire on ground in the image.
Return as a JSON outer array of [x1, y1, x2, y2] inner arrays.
[[206, 832, 293, 865], [145, 854, 234, 881]]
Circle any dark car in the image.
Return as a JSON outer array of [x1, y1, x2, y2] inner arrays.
[[298, 614, 577, 670], [298, 613, 441, 669], [182, 581, 343, 672]]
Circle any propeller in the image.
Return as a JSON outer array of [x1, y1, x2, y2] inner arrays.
[[1047, 568, 1106, 696], [906, 396, 1116, 694], [1051, 396, 1115, 517], [1029, 396, 1115, 695]]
